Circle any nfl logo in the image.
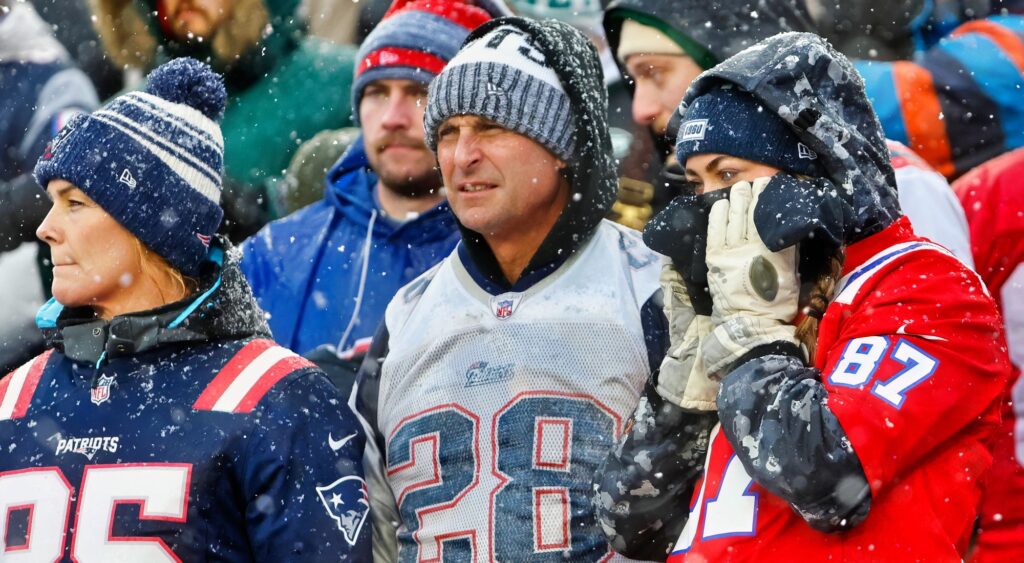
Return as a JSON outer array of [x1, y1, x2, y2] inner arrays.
[[489, 292, 522, 320], [495, 300, 514, 319], [91, 375, 114, 406]]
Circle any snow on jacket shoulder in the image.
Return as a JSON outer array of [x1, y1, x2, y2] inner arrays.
[[886, 139, 974, 268], [240, 137, 460, 356]]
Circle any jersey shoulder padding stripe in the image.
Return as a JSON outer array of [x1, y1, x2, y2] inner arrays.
[[835, 242, 952, 305], [193, 339, 315, 413], [0, 350, 54, 421]]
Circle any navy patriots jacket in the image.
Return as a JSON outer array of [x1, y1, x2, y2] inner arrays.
[[0, 241, 370, 561]]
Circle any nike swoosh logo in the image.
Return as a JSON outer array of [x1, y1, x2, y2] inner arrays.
[[328, 432, 357, 452], [895, 323, 948, 342]]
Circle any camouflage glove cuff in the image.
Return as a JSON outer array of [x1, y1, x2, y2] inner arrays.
[[656, 263, 720, 410]]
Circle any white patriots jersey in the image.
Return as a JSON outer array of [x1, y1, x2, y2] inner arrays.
[[377, 221, 660, 562]]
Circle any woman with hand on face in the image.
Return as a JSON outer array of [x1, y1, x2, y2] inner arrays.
[[0, 58, 370, 560], [595, 33, 1010, 562]]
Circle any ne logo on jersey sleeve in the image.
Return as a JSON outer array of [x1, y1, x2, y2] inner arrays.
[[315, 476, 370, 546]]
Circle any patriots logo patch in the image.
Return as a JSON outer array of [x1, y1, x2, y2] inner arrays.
[[316, 476, 370, 546], [465, 361, 514, 387], [54, 436, 120, 460]]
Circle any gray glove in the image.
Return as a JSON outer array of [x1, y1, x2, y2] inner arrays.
[[656, 262, 719, 411]]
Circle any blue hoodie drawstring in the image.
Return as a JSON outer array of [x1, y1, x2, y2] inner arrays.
[[336, 209, 377, 352], [90, 350, 108, 388]]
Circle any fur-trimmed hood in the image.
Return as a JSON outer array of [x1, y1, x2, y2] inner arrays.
[[89, 0, 301, 88]]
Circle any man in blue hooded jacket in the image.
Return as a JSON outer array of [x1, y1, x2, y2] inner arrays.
[[241, 0, 496, 392]]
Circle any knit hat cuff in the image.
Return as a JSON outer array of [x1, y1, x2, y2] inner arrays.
[[351, 2, 492, 119], [424, 25, 576, 162], [675, 88, 824, 177], [611, 9, 717, 70], [424, 61, 575, 162], [616, 19, 684, 62], [34, 117, 222, 276]]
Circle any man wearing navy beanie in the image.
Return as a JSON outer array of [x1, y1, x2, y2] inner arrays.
[[354, 16, 666, 561]]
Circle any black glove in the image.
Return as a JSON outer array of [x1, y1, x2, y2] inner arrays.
[[752, 175, 853, 253], [643, 189, 730, 315]]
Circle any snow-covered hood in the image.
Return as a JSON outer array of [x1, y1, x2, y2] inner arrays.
[[682, 32, 902, 243], [451, 17, 618, 287]]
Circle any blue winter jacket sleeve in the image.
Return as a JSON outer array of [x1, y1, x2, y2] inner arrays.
[[856, 15, 1024, 178], [242, 369, 371, 560]]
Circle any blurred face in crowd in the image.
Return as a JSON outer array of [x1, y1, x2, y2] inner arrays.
[[159, 0, 234, 40], [360, 79, 441, 198], [626, 54, 703, 134], [436, 115, 568, 244], [684, 153, 782, 194], [36, 181, 150, 317]]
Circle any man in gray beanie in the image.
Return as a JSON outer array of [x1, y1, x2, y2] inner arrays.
[[350, 16, 667, 561], [240, 0, 498, 400]]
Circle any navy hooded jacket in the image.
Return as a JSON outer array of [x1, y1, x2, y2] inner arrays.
[[240, 138, 460, 357]]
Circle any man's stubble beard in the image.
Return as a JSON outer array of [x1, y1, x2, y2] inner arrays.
[[372, 154, 444, 199]]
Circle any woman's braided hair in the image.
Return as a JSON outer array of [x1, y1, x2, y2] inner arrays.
[[794, 248, 845, 363]]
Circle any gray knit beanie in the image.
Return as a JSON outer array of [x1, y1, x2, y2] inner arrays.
[[423, 24, 575, 162]]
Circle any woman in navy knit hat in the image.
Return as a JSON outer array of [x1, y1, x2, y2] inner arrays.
[[597, 33, 1009, 561], [0, 58, 371, 560]]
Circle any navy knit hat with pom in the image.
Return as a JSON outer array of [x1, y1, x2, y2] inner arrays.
[[35, 57, 226, 277], [676, 86, 825, 178]]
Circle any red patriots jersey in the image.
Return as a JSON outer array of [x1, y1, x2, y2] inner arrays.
[[670, 217, 1010, 561]]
